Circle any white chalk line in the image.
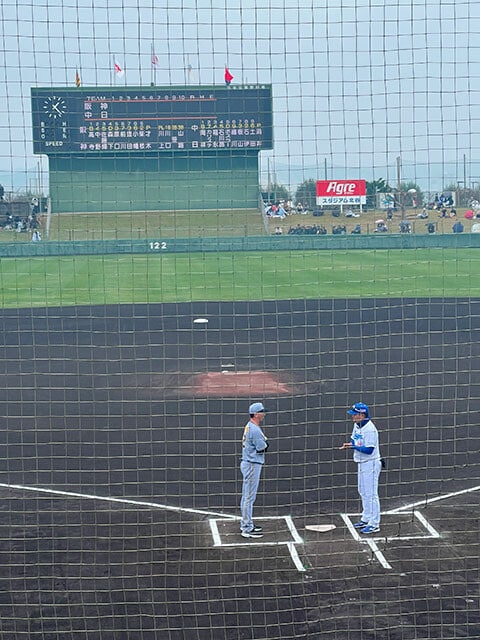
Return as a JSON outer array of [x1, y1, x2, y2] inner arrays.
[[365, 539, 392, 570], [0, 482, 306, 572], [209, 515, 306, 572], [0, 482, 238, 521], [385, 484, 480, 514]]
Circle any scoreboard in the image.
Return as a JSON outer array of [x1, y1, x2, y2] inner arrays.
[[31, 85, 273, 155]]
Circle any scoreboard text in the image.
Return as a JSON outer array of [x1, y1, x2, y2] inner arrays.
[[31, 85, 273, 155]]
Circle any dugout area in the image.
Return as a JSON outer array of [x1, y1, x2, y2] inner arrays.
[[0, 298, 478, 639]]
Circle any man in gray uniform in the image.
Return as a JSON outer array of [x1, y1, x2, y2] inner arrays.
[[240, 402, 268, 538]]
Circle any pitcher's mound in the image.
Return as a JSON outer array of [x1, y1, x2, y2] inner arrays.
[[188, 370, 291, 397]]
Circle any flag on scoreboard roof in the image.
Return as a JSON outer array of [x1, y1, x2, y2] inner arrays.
[[75, 69, 81, 87], [114, 60, 124, 77], [224, 67, 233, 85], [151, 43, 158, 66]]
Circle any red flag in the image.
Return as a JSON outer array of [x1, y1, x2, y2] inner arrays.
[[152, 53, 159, 66], [224, 67, 233, 85], [114, 60, 124, 77]]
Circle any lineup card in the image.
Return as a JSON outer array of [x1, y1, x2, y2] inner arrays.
[[31, 85, 273, 155]]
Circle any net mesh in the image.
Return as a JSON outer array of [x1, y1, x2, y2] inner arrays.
[[1, 1, 480, 639]]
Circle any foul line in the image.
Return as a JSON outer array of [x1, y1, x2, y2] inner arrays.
[[385, 484, 480, 514], [0, 482, 239, 521]]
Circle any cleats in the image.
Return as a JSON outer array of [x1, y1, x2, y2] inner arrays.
[[241, 530, 264, 539], [361, 525, 380, 534]]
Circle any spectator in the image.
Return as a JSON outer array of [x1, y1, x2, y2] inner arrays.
[[452, 221, 464, 233], [374, 219, 388, 233], [345, 208, 360, 218], [426, 222, 436, 234]]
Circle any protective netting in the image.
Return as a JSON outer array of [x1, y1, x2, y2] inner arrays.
[[0, 1, 479, 639]]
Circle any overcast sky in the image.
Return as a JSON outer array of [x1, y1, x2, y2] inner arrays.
[[1, 0, 480, 193]]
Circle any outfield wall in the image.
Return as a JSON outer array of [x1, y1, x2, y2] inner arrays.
[[1, 233, 480, 257]]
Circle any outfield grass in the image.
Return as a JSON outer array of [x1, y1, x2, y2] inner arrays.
[[0, 248, 479, 309]]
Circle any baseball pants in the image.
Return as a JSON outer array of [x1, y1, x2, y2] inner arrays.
[[240, 461, 263, 533]]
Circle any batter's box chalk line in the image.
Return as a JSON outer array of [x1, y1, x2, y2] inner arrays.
[[341, 483, 480, 570], [209, 515, 307, 573]]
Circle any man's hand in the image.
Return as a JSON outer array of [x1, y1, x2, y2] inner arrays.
[[339, 442, 353, 450]]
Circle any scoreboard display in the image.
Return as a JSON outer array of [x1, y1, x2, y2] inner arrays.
[[31, 85, 273, 155]]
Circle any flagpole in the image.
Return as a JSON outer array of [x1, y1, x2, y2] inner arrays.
[[113, 55, 116, 86], [151, 43, 155, 86]]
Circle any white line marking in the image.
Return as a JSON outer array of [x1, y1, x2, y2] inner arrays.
[[414, 510, 441, 538], [340, 513, 362, 541], [0, 483, 239, 521], [284, 515, 304, 544], [209, 519, 222, 546], [385, 484, 480, 514], [365, 539, 392, 570], [287, 542, 306, 572]]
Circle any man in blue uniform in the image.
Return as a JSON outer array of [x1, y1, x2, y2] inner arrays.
[[340, 402, 382, 534], [240, 402, 269, 538]]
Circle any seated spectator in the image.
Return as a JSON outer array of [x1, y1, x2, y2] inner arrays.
[[273, 226, 283, 235], [416, 208, 428, 219], [452, 221, 464, 233], [374, 219, 388, 233], [464, 209, 474, 219], [345, 208, 360, 218], [351, 224, 361, 234], [471, 222, 480, 233], [399, 220, 411, 233], [332, 225, 346, 235], [426, 222, 436, 234], [450, 207, 457, 217], [287, 224, 327, 235]]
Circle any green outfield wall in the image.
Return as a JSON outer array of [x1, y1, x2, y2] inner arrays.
[[48, 153, 260, 213], [1, 233, 480, 257]]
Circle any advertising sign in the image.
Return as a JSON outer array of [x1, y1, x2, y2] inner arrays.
[[316, 180, 367, 205]]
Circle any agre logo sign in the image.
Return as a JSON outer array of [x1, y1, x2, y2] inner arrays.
[[316, 179, 366, 205]]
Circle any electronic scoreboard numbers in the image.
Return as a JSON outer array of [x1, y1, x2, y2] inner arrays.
[[31, 85, 273, 155]]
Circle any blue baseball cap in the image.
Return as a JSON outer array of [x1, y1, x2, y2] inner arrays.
[[347, 402, 369, 416], [249, 402, 267, 414]]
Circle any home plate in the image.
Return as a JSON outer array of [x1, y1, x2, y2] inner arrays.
[[305, 524, 336, 533]]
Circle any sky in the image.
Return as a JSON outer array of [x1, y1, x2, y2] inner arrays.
[[1, 0, 480, 194]]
